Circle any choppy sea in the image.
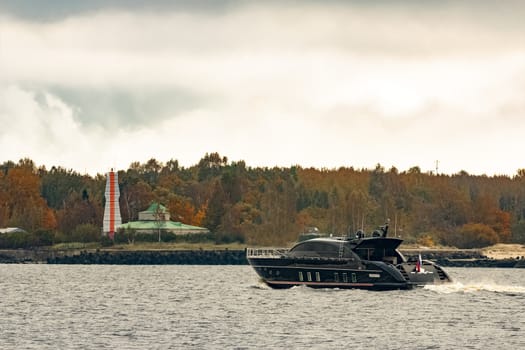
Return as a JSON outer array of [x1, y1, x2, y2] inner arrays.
[[1, 265, 524, 349]]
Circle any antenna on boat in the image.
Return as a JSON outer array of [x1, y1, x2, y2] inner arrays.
[[394, 213, 397, 237]]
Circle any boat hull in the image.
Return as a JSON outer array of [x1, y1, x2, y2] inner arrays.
[[248, 256, 451, 290]]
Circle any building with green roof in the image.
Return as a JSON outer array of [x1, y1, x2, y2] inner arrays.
[[118, 202, 209, 235]]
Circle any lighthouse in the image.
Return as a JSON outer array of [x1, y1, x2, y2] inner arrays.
[[103, 169, 121, 239]]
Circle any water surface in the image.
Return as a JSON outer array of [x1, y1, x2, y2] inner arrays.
[[1, 265, 524, 349]]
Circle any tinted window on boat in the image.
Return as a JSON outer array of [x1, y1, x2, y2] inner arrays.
[[289, 241, 340, 258]]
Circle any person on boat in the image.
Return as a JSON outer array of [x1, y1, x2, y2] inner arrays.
[[380, 224, 389, 237]]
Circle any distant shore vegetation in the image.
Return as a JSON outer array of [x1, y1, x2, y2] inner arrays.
[[1, 154, 525, 250]]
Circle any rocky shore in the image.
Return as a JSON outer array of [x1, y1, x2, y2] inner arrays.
[[0, 249, 247, 265], [47, 249, 247, 265]]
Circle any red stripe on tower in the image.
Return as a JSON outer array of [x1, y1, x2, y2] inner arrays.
[[103, 169, 121, 239], [109, 171, 115, 234]]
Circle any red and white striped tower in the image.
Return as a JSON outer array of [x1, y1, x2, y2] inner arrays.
[[103, 169, 121, 239]]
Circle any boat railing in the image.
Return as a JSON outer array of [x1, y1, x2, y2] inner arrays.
[[246, 247, 289, 258]]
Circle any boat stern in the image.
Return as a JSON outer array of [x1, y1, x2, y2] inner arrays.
[[398, 260, 452, 286]]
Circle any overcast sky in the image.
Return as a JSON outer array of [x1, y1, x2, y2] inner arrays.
[[1, 1, 525, 176]]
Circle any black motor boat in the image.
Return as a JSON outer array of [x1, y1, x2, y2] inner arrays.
[[246, 224, 452, 290]]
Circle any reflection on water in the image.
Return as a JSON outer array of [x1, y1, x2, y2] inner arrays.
[[0, 265, 524, 349]]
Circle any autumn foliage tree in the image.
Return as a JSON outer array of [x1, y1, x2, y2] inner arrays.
[[0, 161, 56, 231], [2, 155, 525, 248]]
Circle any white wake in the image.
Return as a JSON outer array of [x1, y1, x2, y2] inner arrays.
[[424, 281, 525, 295]]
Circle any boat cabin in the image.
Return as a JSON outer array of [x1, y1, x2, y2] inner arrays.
[[286, 235, 406, 265], [351, 237, 406, 264]]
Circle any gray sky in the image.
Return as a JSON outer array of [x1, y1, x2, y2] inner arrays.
[[1, 1, 525, 175]]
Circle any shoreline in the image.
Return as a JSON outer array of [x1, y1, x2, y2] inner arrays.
[[1, 246, 524, 267]]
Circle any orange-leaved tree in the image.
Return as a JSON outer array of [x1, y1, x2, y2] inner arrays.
[[1, 165, 56, 231]]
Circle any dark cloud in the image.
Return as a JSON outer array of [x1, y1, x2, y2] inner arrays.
[[0, 0, 241, 21], [3, 1, 525, 55], [45, 85, 210, 130], [3, 0, 522, 22]]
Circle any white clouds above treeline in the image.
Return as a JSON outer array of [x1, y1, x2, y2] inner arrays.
[[1, 1, 525, 175]]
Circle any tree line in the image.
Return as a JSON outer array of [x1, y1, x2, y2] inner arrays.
[[1, 154, 525, 249]]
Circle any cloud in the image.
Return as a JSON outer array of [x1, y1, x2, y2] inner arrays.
[[0, 86, 94, 170], [1, 2, 525, 175]]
